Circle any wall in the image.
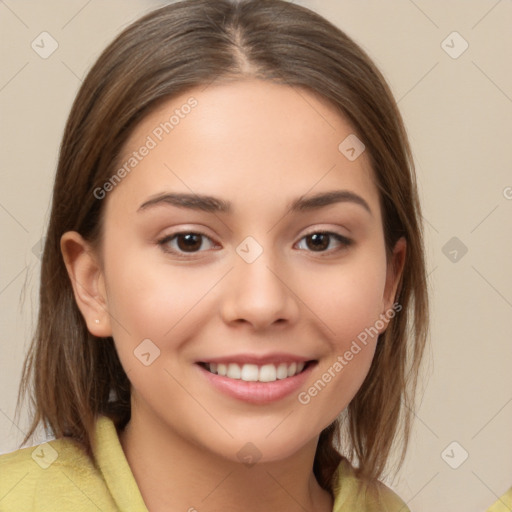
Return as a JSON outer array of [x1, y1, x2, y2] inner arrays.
[[1, 1, 511, 510]]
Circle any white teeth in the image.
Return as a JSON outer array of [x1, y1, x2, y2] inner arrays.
[[287, 362, 297, 377], [205, 361, 307, 382], [240, 364, 259, 381], [276, 363, 288, 380], [227, 363, 241, 379], [259, 364, 277, 382]]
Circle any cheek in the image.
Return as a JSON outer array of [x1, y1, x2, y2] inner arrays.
[[297, 249, 388, 346], [103, 246, 219, 353], [102, 260, 216, 405], [292, 250, 388, 421]]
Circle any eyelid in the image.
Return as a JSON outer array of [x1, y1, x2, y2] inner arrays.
[[300, 226, 352, 242]]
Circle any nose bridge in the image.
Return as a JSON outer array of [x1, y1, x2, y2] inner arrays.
[[221, 237, 298, 328]]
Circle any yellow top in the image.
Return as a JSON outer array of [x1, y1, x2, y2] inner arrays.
[[0, 415, 409, 511], [486, 487, 512, 512]]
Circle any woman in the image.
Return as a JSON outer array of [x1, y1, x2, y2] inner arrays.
[[0, 1, 428, 510]]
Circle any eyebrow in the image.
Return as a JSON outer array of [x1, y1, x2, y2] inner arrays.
[[137, 190, 372, 215]]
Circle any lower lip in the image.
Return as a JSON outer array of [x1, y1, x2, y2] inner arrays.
[[196, 363, 316, 404]]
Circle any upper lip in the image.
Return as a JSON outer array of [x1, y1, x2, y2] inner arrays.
[[197, 353, 316, 365]]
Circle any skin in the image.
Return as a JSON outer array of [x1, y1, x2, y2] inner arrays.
[[62, 79, 405, 512]]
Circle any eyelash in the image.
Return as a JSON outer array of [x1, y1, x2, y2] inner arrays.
[[156, 229, 353, 259]]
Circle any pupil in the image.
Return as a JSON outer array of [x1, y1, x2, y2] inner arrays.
[[178, 233, 201, 252], [309, 233, 328, 251]]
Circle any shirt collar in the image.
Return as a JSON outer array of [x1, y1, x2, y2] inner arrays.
[[93, 414, 357, 512], [93, 415, 149, 512]]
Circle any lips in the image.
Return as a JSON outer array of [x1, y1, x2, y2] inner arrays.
[[196, 357, 317, 404]]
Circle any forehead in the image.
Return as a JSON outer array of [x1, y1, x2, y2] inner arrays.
[[105, 79, 380, 219]]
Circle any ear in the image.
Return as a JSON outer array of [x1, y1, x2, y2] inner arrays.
[[60, 231, 112, 337], [382, 236, 406, 313]]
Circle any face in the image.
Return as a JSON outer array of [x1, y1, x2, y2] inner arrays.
[[65, 79, 404, 463]]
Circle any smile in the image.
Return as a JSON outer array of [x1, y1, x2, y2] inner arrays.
[[200, 361, 309, 382], [196, 359, 317, 404]]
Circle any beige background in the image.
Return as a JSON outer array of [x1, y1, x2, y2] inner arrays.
[[1, 1, 511, 510]]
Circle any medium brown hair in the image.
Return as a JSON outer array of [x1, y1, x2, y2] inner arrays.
[[17, 0, 428, 495]]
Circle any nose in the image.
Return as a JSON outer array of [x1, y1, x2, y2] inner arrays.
[[220, 250, 300, 331]]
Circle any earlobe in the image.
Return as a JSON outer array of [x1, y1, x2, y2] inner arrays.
[[60, 231, 112, 337]]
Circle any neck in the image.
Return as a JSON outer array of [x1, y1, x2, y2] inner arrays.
[[119, 408, 333, 512]]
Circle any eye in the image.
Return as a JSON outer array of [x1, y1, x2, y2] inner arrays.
[[157, 231, 218, 256], [157, 229, 352, 258], [295, 231, 352, 254]]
